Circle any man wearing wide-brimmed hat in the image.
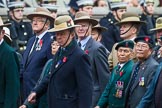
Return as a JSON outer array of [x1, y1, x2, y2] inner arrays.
[[22, 15, 93, 108], [20, 6, 54, 104], [7, 1, 33, 54], [150, 17, 162, 63], [0, 16, 20, 108], [99, 0, 127, 52], [108, 12, 146, 70], [74, 11, 110, 107], [91, 24, 108, 42]]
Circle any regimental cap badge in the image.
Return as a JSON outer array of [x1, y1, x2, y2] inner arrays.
[[67, 19, 72, 27], [144, 36, 150, 42]]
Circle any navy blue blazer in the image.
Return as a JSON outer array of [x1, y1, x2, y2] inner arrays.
[[20, 32, 53, 100], [34, 40, 93, 108]]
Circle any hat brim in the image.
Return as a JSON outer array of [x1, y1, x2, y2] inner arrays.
[[150, 27, 162, 31], [92, 26, 107, 32], [0, 23, 11, 27], [115, 21, 146, 26], [27, 13, 54, 23], [74, 18, 98, 26], [48, 25, 80, 32]]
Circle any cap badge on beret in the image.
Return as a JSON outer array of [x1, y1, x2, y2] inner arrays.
[[144, 37, 150, 42], [126, 42, 128, 47]]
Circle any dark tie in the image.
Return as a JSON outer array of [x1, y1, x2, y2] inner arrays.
[[78, 42, 81, 47], [116, 64, 121, 73], [129, 62, 141, 92]]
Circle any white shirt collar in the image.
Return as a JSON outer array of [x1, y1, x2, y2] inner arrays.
[[36, 30, 47, 40], [0, 38, 4, 45], [78, 36, 91, 50]]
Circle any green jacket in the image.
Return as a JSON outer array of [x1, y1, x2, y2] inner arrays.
[[25, 59, 53, 108], [0, 41, 20, 108], [97, 60, 134, 108]]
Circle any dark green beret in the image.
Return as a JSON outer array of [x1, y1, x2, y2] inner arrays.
[[115, 40, 134, 50]]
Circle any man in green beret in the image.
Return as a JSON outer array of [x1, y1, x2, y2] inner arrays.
[[95, 40, 134, 108]]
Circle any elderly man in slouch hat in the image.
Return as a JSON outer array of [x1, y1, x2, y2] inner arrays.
[[20, 7, 54, 104], [20, 15, 93, 108]]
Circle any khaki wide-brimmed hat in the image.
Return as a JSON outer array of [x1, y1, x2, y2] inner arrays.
[[92, 24, 107, 32], [74, 11, 98, 26], [27, 7, 54, 23], [3, 27, 12, 45], [150, 17, 162, 31], [48, 15, 80, 32], [116, 12, 146, 26], [0, 17, 11, 27]]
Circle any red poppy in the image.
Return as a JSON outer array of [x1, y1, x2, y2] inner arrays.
[[120, 71, 123, 76], [144, 37, 149, 42], [85, 50, 89, 54], [63, 57, 67, 63], [39, 39, 43, 47]]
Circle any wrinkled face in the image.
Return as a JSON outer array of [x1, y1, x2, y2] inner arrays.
[[146, 2, 154, 15], [31, 17, 49, 33], [75, 21, 92, 40], [55, 29, 74, 47], [117, 47, 132, 63], [156, 29, 162, 45], [98, 0, 107, 7], [135, 42, 152, 60], [12, 8, 24, 20], [91, 29, 101, 42], [51, 40, 60, 55], [81, 6, 93, 16], [120, 23, 136, 39]]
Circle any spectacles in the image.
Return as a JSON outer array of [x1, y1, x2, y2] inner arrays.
[[136, 44, 149, 49]]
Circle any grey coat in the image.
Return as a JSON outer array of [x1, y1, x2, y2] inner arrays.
[[84, 37, 110, 107], [125, 56, 159, 108]]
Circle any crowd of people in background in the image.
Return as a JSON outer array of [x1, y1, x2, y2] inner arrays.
[[1, 0, 162, 108]]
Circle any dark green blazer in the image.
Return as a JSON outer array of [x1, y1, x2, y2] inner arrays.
[[97, 60, 134, 108], [0, 41, 20, 108]]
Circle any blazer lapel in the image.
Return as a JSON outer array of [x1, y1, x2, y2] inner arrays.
[[24, 38, 35, 67], [84, 37, 93, 51], [130, 62, 148, 93], [51, 45, 77, 76]]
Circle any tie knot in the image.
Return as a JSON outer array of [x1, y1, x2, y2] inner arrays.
[[78, 42, 81, 47]]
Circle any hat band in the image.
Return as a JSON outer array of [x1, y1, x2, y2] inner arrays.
[[54, 22, 73, 30], [156, 23, 162, 29], [121, 16, 140, 22], [75, 16, 90, 20]]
